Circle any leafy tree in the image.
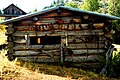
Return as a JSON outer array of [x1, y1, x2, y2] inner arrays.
[[80, 0, 100, 12], [65, 1, 82, 8], [108, 0, 120, 30], [108, 0, 120, 44], [108, 0, 120, 16], [99, 0, 109, 13], [43, 0, 71, 9]]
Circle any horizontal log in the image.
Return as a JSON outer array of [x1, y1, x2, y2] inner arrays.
[[69, 52, 105, 56], [64, 55, 105, 62], [68, 36, 106, 42], [13, 53, 60, 57], [13, 45, 61, 50], [14, 39, 26, 44], [14, 23, 104, 29], [13, 54, 60, 58], [68, 43, 104, 49], [13, 49, 105, 56], [65, 50, 105, 56], [73, 49, 105, 53], [17, 57, 60, 62], [15, 25, 102, 31], [41, 13, 73, 18], [12, 30, 104, 36], [68, 41, 105, 44], [16, 55, 104, 63], [66, 46, 106, 50], [13, 50, 60, 56]]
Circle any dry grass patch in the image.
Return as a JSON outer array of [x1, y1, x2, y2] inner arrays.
[[18, 60, 112, 80], [0, 51, 118, 80], [0, 51, 72, 80]]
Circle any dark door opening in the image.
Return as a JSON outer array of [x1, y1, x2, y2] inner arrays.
[[30, 36, 61, 45]]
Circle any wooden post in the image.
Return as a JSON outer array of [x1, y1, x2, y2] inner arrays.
[[60, 37, 64, 64], [65, 34, 68, 46]]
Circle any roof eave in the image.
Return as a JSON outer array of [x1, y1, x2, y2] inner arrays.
[[1, 6, 120, 25]]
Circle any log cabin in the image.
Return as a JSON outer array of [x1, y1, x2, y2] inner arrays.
[[0, 6, 120, 71], [0, 4, 26, 20]]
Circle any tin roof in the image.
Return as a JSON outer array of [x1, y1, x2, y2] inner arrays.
[[1, 6, 120, 24]]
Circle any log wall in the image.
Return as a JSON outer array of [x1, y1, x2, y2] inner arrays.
[[5, 17, 111, 69]]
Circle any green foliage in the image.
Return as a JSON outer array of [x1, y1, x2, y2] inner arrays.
[[108, 0, 120, 30], [107, 0, 120, 43], [110, 50, 120, 77], [65, 1, 81, 8], [81, 0, 100, 12], [99, 0, 109, 13], [108, 0, 120, 16], [43, 0, 68, 9]]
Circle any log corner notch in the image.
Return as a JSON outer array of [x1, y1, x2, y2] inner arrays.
[[6, 23, 15, 61]]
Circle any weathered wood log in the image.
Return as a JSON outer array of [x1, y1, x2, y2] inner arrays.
[[13, 45, 61, 50], [64, 55, 105, 62], [13, 30, 104, 37], [68, 43, 104, 49], [17, 57, 60, 62], [68, 41, 105, 44], [13, 50, 60, 55], [67, 49, 105, 54], [14, 39, 26, 44], [14, 23, 104, 31], [15, 55, 104, 63], [65, 49, 105, 56], [14, 22, 104, 30]]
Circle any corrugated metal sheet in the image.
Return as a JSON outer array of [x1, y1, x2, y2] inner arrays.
[[1, 6, 120, 24]]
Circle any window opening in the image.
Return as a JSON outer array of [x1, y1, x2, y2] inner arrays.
[[30, 36, 61, 45]]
